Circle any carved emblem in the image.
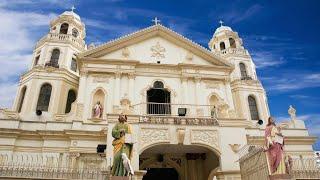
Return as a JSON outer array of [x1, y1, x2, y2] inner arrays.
[[151, 42, 166, 59], [122, 47, 130, 58]]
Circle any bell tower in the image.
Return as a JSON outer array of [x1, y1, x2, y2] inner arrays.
[[209, 21, 270, 123], [12, 9, 86, 120]]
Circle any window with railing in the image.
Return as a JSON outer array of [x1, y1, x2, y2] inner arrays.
[[46, 49, 60, 68]]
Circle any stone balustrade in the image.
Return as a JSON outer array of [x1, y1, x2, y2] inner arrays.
[[35, 33, 86, 50], [217, 48, 249, 56]]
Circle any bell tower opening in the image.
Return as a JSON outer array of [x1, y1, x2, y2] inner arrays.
[[147, 81, 171, 115]]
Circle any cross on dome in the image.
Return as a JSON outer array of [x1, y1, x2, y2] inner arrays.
[[152, 17, 161, 25], [219, 20, 224, 27], [71, 5, 76, 12]]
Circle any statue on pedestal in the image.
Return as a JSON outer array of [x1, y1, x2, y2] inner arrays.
[[288, 105, 296, 121], [265, 117, 287, 175], [92, 101, 103, 119], [111, 114, 134, 177]]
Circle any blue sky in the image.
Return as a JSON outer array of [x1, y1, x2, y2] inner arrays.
[[0, 0, 319, 149]]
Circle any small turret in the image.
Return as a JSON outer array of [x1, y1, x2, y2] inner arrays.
[[208, 21, 244, 52], [31, 8, 86, 72]]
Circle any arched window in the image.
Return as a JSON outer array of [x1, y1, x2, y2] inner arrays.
[[239, 63, 248, 79], [59, 23, 69, 34], [36, 83, 52, 111], [65, 90, 77, 113], [229, 38, 236, 48], [72, 28, 79, 38], [49, 49, 60, 68], [153, 81, 164, 89], [220, 42, 226, 50], [18, 86, 27, 112], [71, 58, 77, 72], [248, 96, 259, 120]]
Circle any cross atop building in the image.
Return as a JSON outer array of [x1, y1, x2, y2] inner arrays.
[[152, 17, 161, 25], [219, 20, 224, 27], [71, 5, 76, 12]]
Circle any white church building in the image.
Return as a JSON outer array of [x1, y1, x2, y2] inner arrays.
[[0, 10, 317, 180]]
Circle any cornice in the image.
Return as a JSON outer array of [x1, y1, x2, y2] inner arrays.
[[20, 66, 79, 86], [78, 24, 232, 68], [0, 128, 107, 140], [247, 135, 317, 145]]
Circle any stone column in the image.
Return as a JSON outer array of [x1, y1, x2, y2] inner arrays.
[[194, 77, 201, 105], [181, 77, 188, 104], [113, 72, 121, 110], [77, 71, 88, 104], [128, 73, 135, 103], [75, 71, 87, 120]]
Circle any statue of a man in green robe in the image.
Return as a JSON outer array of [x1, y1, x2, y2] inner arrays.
[[111, 114, 133, 176]]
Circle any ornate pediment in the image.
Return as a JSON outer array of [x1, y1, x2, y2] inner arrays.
[[78, 24, 232, 68]]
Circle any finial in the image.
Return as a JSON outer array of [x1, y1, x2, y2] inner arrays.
[[152, 17, 161, 25], [71, 5, 76, 12], [219, 20, 224, 27]]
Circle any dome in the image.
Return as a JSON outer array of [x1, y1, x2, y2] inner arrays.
[[61, 11, 81, 21], [214, 25, 233, 35]]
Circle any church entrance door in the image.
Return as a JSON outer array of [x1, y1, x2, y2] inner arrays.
[[143, 168, 178, 180]]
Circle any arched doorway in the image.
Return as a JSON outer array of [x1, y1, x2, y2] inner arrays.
[[140, 144, 220, 180], [147, 81, 171, 115]]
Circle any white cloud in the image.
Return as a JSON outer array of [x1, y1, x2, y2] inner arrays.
[[0, 6, 57, 108], [251, 51, 285, 68], [262, 72, 320, 92], [0, 82, 18, 108], [217, 4, 263, 24]]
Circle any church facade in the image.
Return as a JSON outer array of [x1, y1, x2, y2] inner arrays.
[[0, 10, 316, 180]]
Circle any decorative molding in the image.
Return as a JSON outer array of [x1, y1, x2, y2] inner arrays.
[[140, 128, 170, 150], [0, 109, 19, 120], [190, 130, 219, 149], [150, 42, 166, 59], [204, 80, 220, 89], [92, 75, 110, 83], [229, 144, 241, 153]]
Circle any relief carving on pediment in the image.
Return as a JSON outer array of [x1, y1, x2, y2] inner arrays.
[[151, 42, 166, 59], [122, 47, 130, 58]]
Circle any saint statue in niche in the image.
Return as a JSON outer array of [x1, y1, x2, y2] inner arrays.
[[92, 101, 103, 118]]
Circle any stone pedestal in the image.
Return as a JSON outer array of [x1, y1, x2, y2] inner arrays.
[[133, 170, 147, 180], [111, 176, 129, 180], [110, 170, 146, 180]]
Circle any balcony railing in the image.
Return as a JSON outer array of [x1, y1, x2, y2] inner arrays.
[[0, 153, 109, 179], [45, 61, 59, 68], [218, 48, 249, 56], [36, 33, 85, 49], [132, 102, 219, 117], [139, 115, 219, 126], [238, 146, 320, 179]]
